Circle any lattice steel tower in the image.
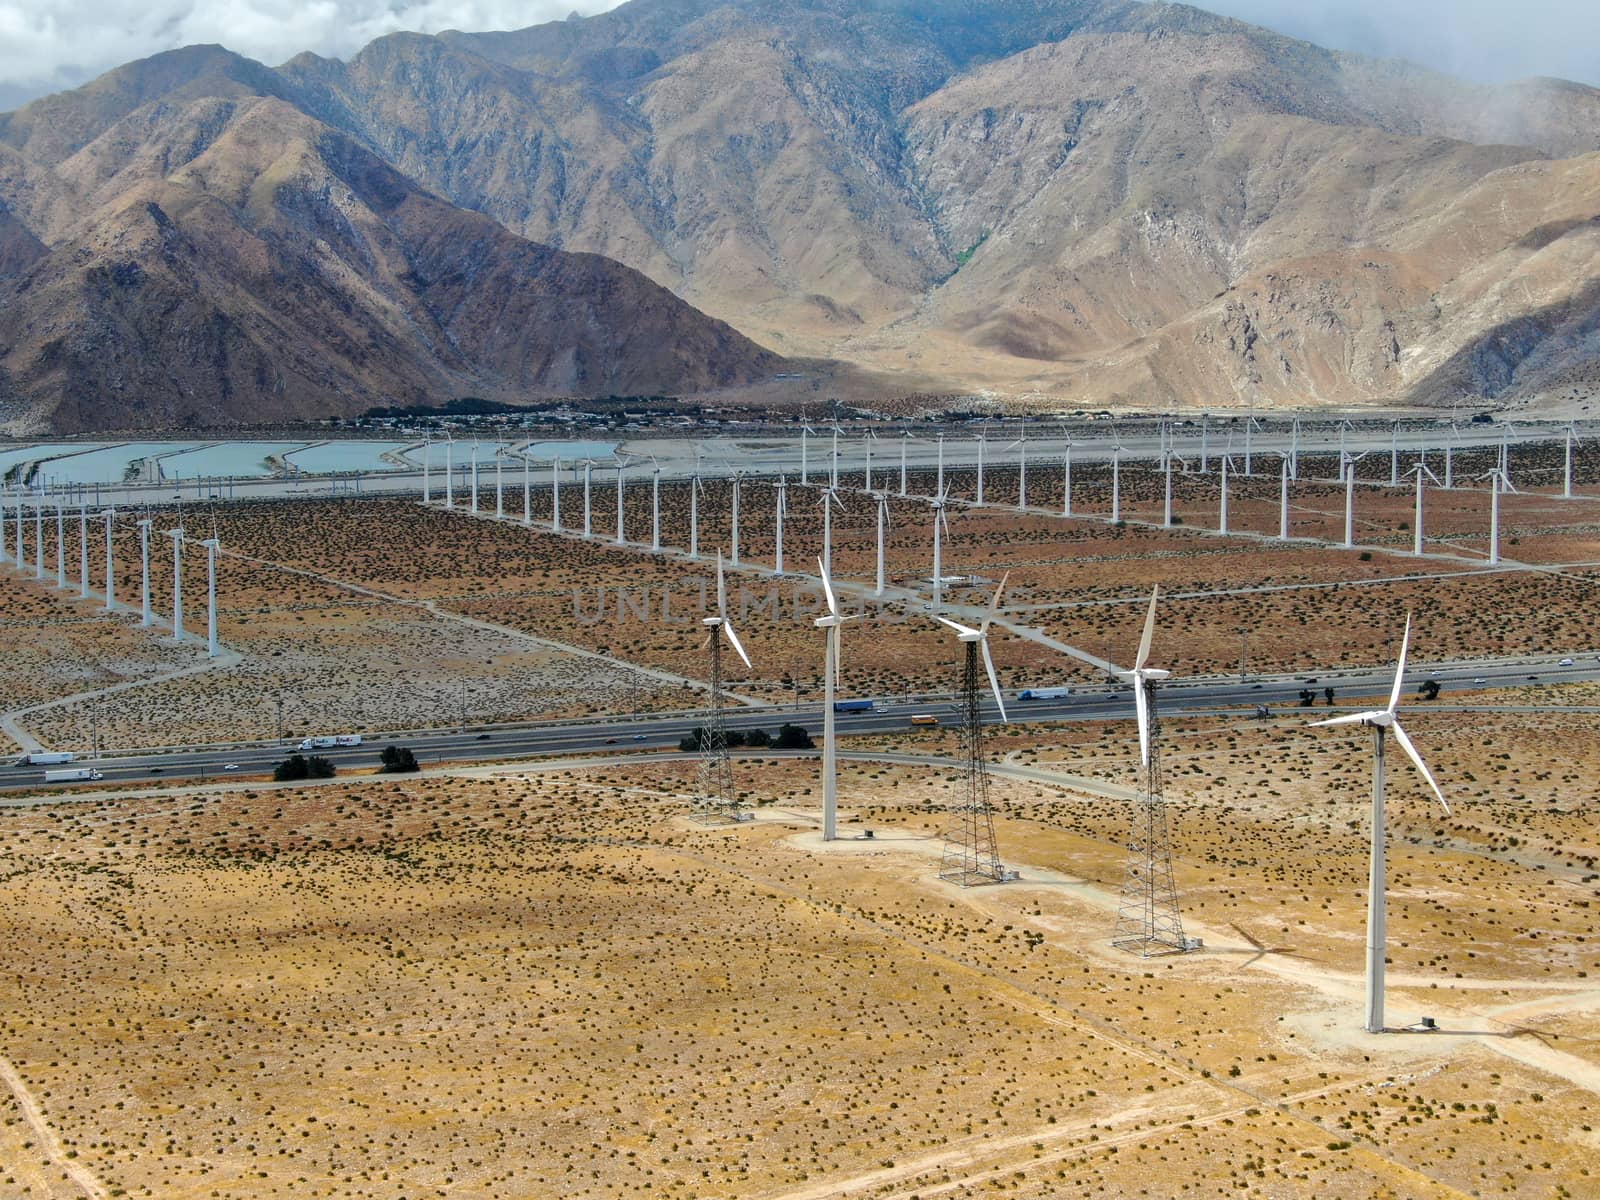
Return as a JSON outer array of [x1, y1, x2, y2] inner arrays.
[[692, 552, 751, 824], [933, 576, 1013, 886], [1112, 677, 1187, 954]]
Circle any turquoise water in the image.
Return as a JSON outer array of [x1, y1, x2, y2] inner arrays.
[[160, 442, 306, 479], [43, 442, 205, 485], [0, 444, 111, 484], [518, 440, 618, 462], [288, 441, 414, 474]]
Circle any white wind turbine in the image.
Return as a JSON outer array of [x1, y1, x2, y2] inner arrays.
[[1406, 461, 1441, 556], [820, 485, 847, 579], [33, 502, 44, 580], [1119, 585, 1170, 771], [829, 421, 842, 489], [55, 502, 66, 589], [1061, 428, 1074, 516], [165, 524, 184, 640], [1005, 425, 1029, 510], [899, 431, 910, 497], [1199, 411, 1210, 473], [443, 432, 455, 507], [1482, 467, 1516, 564], [138, 517, 153, 624], [1275, 452, 1292, 540], [1162, 448, 1177, 528], [863, 430, 875, 494], [1289, 416, 1301, 480], [200, 529, 221, 657], [550, 455, 562, 532], [614, 455, 630, 546], [522, 450, 532, 525], [1389, 420, 1401, 487], [872, 491, 891, 595], [1342, 451, 1369, 548], [422, 436, 432, 504], [469, 441, 480, 513], [494, 446, 504, 518], [928, 487, 953, 613], [772, 476, 788, 574], [101, 508, 116, 610], [1243, 413, 1262, 475], [689, 465, 705, 560], [1564, 423, 1580, 499], [1218, 454, 1237, 534], [580, 458, 596, 537], [77, 502, 89, 598], [729, 469, 743, 565], [933, 574, 1010, 726], [692, 550, 755, 822], [815, 556, 859, 842], [1109, 434, 1123, 524], [801, 422, 814, 486], [651, 459, 662, 552], [935, 431, 946, 497], [1311, 614, 1450, 1033]]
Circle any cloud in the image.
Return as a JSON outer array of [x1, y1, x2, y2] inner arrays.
[[1199, 0, 1600, 87], [1, 0, 1596, 112], [0, 0, 626, 106]]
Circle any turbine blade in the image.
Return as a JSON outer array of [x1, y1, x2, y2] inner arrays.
[[716, 550, 728, 618], [1310, 711, 1375, 727], [1388, 613, 1412, 713], [1134, 586, 1159, 671], [817, 556, 839, 618], [980, 571, 1009, 634], [833, 624, 843, 690], [722, 619, 753, 672], [981, 639, 1008, 723], [935, 616, 980, 638], [1134, 677, 1150, 768], [1390, 720, 1450, 815]]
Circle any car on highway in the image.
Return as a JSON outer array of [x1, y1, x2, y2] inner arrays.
[[1473, 677, 1487, 684], [1558, 657, 1575, 666], [632, 734, 647, 741], [224, 764, 239, 772]]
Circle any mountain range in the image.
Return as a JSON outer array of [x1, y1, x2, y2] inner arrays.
[[1, 0, 1598, 432]]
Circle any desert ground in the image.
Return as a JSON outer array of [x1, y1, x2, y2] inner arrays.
[[1, 435, 1597, 1198], [0, 698, 1596, 1198]]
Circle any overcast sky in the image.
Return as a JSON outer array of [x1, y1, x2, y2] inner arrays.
[[2, 0, 1596, 111]]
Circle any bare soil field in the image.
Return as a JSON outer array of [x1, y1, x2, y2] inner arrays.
[[0, 696, 1594, 1198]]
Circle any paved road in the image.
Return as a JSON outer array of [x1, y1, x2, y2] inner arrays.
[[8, 654, 1596, 791]]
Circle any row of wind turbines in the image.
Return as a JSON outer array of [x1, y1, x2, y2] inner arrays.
[[0, 494, 222, 657]]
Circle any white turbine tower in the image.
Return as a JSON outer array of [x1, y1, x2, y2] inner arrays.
[[1199, 411, 1209, 473], [1289, 416, 1301, 480], [1564, 423, 1580, 499], [933, 573, 1011, 886], [1407, 462, 1441, 556], [1006, 426, 1029, 510], [820, 486, 847, 579], [772, 476, 788, 574], [138, 518, 153, 624], [899, 431, 910, 497], [550, 456, 563, 532], [800, 423, 814, 486], [1482, 468, 1516, 564], [55, 502, 66, 589], [469, 442, 480, 513], [872, 492, 891, 595], [1276, 452, 1292, 540], [422, 436, 432, 504], [829, 421, 842, 490], [1311, 614, 1450, 1033], [1109, 438, 1123, 524], [494, 448, 504, 518], [77, 503, 89, 597], [651, 459, 662, 552], [689, 470, 704, 560], [101, 508, 116, 610], [443, 433, 455, 507], [928, 487, 952, 613], [863, 430, 875, 494], [579, 458, 597, 538], [1061, 432, 1074, 517], [1162, 449, 1177, 528], [974, 426, 988, 506], [1218, 454, 1236, 535], [200, 534, 220, 657], [1342, 451, 1369, 549], [1389, 421, 1401, 487], [935, 431, 946, 497], [614, 455, 630, 547], [815, 556, 858, 842], [729, 470, 743, 565], [522, 451, 532, 525], [166, 525, 184, 640]]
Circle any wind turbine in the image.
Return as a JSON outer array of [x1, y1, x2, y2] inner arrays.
[[899, 431, 910, 498], [932, 573, 1011, 886], [200, 531, 220, 657], [550, 456, 562, 533], [580, 458, 596, 537], [614, 455, 630, 546], [1482, 467, 1516, 564], [935, 431, 946, 497], [1406, 462, 1441, 556], [522, 450, 532, 525], [1276, 452, 1292, 540], [1109, 436, 1123, 524], [422, 436, 432, 504], [772, 476, 788, 574], [651, 459, 662, 552], [1005, 425, 1029, 510], [863, 430, 875, 494], [1289, 416, 1301, 481], [1565, 423, 1580, 499], [829, 421, 841, 490], [1342, 451, 1369, 549], [729, 469, 743, 565], [689, 468, 704, 560], [820, 485, 847, 579], [1110, 586, 1190, 955], [1162, 449, 1177, 528], [54, 503, 66, 589], [815, 556, 859, 842], [469, 442, 480, 514], [1061, 430, 1074, 517], [872, 492, 892, 595], [444, 433, 455, 507], [692, 550, 755, 823], [494, 447, 504, 518], [138, 518, 153, 624], [1311, 614, 1450, 1033], [1199, 411, 1209, 473], [77, 502, 89, 598], [1243, 413, 1261, 475], [33, 502, 44, 580], [974, 425, 988, 506], [166, 525, 185, 640], [927, 488, 952, 613], [1389, 421, 1401, 487], [801, 422, 814, 486], [1218, 454, 1237, 535], [101, 508, 116, 611]]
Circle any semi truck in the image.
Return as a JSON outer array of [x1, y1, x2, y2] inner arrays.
[[13, 751, 76, 766], [44, 767, 103, 783], [296, 735, 362, 751], [832, 699, 875, 713], [1018, 687, 1073, 701]]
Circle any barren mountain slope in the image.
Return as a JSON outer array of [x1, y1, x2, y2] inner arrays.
[[0, 94, 783, 433]]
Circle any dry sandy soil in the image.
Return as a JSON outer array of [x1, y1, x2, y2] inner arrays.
[[0, 696, 1594, 1198]]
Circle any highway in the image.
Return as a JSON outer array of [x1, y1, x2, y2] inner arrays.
[[7, 653, 1597, 792]]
